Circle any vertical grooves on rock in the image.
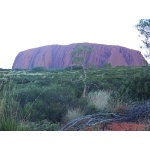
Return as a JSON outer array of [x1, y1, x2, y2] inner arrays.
[[12, 43, 146, 69]]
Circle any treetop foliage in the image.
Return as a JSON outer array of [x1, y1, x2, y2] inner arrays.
[[71, 45, 93, 68], [135, 19, 150, 57]]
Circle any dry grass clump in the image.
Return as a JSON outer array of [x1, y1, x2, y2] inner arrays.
[[88, 90, 111, 111], [64, 107, 84, 122]]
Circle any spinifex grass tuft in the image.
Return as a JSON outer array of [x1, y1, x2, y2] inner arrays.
[[88, 90, 111, 111]]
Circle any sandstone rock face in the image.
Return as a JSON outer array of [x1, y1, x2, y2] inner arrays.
[[12, 43, 146, 69]]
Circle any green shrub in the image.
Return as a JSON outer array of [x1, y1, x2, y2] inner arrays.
[[103, 63, 112, 68], [15, 84, 82, 122], [111, 77, 150, 102], [65, 65, 83, 71], [25, 120, 59, 131], [13, 77, 31, 84], [84, 104, 99, 115], [28, 100, 65, 122], [35, 78, 52, 86], [31, 67, 46, 72]]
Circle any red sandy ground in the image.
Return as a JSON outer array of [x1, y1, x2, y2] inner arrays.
[[85, 122, 148, 131]]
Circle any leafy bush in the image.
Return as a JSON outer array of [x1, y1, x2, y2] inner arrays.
[[25, 120, 59, 131], [84, 104, 99, 115], [65, 65, 83, 70], [103, 63, 112, 68], [15, 84, 84, 122], [13, 77, 31, 84], [111, 76, 150, 102], [31, 67, 47, 72], [35, 78, 52, 86]]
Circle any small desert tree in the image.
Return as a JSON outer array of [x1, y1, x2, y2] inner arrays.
[[135, 19, 150, 58], [71, 44, 92, 98], [71, 45, 92, 68]]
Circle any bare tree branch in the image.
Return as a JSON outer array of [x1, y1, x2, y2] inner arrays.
[[60, 101, 150, 131]]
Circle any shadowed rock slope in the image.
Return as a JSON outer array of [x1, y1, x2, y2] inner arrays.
[[12, 43, 146, 69]]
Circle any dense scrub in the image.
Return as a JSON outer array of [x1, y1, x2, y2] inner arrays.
[[0, 66, 150, 130]]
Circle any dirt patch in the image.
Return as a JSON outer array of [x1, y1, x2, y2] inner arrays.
[[85, 122, 147, 131]]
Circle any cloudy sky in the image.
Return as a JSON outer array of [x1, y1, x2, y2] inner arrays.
[[0, 0, 149, 69]]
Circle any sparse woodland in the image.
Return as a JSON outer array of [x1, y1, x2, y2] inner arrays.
[[0, 65, 150, 130]]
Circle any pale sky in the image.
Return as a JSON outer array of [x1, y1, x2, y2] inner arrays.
[[0, 0, 149, 69]]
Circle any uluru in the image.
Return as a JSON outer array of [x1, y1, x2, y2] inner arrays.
[[12, 43, 146, 69]]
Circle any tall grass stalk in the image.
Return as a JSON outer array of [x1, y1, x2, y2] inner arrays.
[[0, 72, 26, 130]]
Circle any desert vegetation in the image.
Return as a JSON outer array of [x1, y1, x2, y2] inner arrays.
[[0, 65, 150, 131]]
